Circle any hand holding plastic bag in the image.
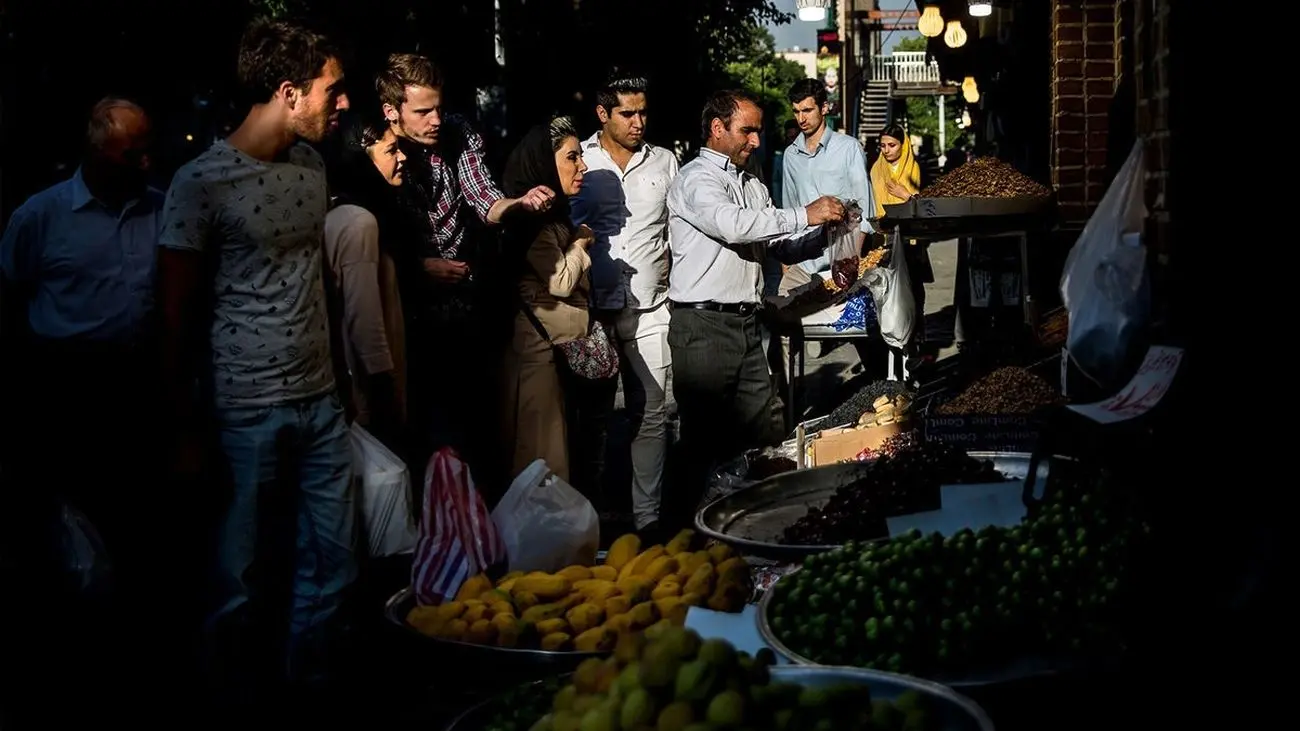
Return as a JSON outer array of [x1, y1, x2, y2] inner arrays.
[[827, 200, 864, 288], [1060, 141, 1150, 387], [412, 447, 507, 605], [491, 459, 599, 574]]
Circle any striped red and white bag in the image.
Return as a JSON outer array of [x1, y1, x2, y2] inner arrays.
[[411, 447, 507, 606]]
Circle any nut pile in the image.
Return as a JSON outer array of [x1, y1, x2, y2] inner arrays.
[[856, 394, 912, 428], [825, 380, 914, 427], [920, 157, 1052, 199], [780, 441, 1004, 545], [936, 366, 1060, 415]]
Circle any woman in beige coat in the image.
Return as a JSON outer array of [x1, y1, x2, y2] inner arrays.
[[500, 117, 592, 482]]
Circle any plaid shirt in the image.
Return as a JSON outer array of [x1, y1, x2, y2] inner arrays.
[[399, 114, 505, 261]]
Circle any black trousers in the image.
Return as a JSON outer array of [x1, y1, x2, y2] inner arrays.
[[664, 308, 784, 530]]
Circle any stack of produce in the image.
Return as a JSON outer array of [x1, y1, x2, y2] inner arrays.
[[855, 394, 912, 428], [406, 531, 750, 652], [920, 157, 1052, 199], [935, 366, 1060, 415], [527, 626, 937, 731], [481, 677, 567, 731], [766, 470, 1149, 676], [781, 441, 1005, 545], [825, 380, 914, 428], [852, 430, 920, 462]]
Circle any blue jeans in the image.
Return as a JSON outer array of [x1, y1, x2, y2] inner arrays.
[[210, 390, 357, 682]]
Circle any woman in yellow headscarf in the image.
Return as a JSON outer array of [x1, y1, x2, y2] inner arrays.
[[870, 124, 921, 219]]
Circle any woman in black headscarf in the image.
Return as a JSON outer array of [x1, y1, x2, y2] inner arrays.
[[322, 110, 412, 446], [499, 116, 593, 483]]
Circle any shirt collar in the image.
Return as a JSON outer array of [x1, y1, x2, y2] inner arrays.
[[793, 127, 835, 157], [70, 167, 97, 211], [70, 166, 156, 213], [699, 147, 740, 175], [584, 132, 654, 161]]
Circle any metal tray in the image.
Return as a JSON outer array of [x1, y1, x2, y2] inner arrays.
[[445, 666, 994, 731], [694, 451, 1049, 563], [384, 587, 604, 671], [757, 569, 1087, 689]]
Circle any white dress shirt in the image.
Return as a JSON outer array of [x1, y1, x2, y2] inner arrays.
[[571, 133, 679, 310], [666, 147, 824, 304]]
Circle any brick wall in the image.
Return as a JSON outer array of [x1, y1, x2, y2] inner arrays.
[[1050, 0, 1115, 226], [1134, 0, 1172, 263]]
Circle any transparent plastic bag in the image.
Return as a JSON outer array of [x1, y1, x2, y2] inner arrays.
[[491, 459, 600, 573], [827, 200, 864, 288]]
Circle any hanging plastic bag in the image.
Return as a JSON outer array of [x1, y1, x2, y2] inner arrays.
[[827, 200, 865, 288], [862, 228, 916, 348], [1060, 141, 1150, 387], [59, 503, 112, 597], [411, 447, 508, 605], [349, 422, 417, 558], [491, 459, 599, 574]]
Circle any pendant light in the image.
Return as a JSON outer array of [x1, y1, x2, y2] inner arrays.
[[918, 5, 944, 37], [969, 1, 993, 17], [944, 20, 968, 49], [962, 76, 980, 103], [795, 0, 832, 23]]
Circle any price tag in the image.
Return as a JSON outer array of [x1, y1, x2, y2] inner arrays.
[[1066, 345, 1184, 424]]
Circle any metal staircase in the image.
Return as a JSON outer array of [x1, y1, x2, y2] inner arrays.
[[858, 79, 893, 150]]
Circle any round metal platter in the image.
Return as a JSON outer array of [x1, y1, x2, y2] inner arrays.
[[694, 451, 1050, 563], [444, 666, 994, 731]]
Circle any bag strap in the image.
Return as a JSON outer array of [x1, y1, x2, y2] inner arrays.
[[518, 300, 555, 346]]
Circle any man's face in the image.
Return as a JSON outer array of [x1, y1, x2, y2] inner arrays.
[[387, 84, 442, 146], [710, 100, 762, 168], [791, 96, 826, 138], [597, 91, 647, 152], [91, 107, 153, 197], [289, 56, 349, 143]]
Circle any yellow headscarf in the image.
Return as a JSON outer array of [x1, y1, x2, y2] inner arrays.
[[870, 133, 921, 219]]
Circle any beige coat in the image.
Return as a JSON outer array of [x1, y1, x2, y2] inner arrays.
[[501, 221, 592, 482]]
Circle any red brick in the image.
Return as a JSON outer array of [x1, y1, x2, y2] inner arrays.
[[1058, 202, 1090, 223], [1088, 129, 1110, 150], [1056, 60, 1083, 78], [1085, 41, 1113, 59], [1055, 41, 1085, 60], [1085, 182, 1107, 202], [1087, 111, 1111, 131], [1056, 130, 1086, 149], [1056, 96, 1087, 115], [1055, 23, 1084, 42], [1057, 148, 1085, 167], [1085, 78, 1114, 98], [1054, 5, 1084, 25], [1056, 166, 1086, 185], [1085, 6, 1115, 25], [1084, 59, 1114, 78], [1055, 79, 1084, 96], [1086, 147, 1109, 168]]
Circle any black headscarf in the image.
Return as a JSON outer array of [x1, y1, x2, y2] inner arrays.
[[502, 122, 572, 240]]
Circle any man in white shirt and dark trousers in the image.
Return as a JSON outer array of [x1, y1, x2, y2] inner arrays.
[[571, 74, 678, 538], [663, 90, 845, 529]]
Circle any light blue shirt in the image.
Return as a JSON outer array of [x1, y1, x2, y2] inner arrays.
[[0, 169, 163, 341], [782, 127, 875, 275]]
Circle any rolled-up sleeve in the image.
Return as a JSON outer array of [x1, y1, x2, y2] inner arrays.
[[456, 121, 506, 223]]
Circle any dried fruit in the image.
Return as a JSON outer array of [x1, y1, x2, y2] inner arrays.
[[920, 156, 1052, 199], [936, 366, 1059, 415]]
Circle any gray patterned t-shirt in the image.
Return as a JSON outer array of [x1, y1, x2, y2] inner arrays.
[[159, 139, 334, 408]]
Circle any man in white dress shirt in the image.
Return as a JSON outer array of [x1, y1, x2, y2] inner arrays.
[[571, 74, 678, 536], [663, 89, 845, 528]]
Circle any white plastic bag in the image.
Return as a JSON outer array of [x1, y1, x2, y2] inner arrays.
[[349, 422, 417, 557], [60, 503, 112, 597], [863, 228, 916, 348], [491, 459, 600, 573], [1060, 141, 1150, 387]]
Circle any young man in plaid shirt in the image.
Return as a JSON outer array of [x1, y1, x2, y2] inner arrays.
[[377, 53, 553, 491]]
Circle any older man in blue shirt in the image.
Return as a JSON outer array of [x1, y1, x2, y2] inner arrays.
[[0, 97, 163, 621]]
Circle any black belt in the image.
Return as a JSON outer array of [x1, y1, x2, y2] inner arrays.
[[670, 300, 760, 316]]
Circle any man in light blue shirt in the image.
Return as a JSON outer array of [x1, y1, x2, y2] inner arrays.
[[781, 79, 876, 278]]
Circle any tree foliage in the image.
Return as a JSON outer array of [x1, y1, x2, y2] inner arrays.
[[724, 26, 812, 134]]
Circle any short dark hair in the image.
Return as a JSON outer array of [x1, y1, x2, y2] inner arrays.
[[341, 108, 390, 152], [237, 18, 339, 105], [787, 78, 827, 107], [376, 53, 444, 111], [700, 89, 759, 142], [596, 73, 648, 114]]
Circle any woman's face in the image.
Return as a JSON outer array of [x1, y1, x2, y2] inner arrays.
[[880, 135, 903, 164], [367, 128, 407, 186], [554, 136, 587, 196]]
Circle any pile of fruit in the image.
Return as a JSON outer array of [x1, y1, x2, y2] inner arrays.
[[766, 469, 1149, 676], [920, 157, 1052, 199], [528, 626, 937, 731], [780, 441, 1005, 545], [855, 394, 912, 428], [406, 530, 750, 652]]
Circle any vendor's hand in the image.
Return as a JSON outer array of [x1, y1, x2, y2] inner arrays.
[[805, 196, 846, 226], [517, 185, 557, 213], [423, 257, 469, 284], [572, 224, 595, 248]]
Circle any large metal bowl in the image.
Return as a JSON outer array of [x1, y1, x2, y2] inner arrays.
[[384, 587, 604, 672], [756, 568, 1086, 689], [444, 666, 994, 731], [695, 451, 1050, 563]]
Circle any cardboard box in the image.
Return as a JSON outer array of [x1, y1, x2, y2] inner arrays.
[[806, 421, 905, 466]]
